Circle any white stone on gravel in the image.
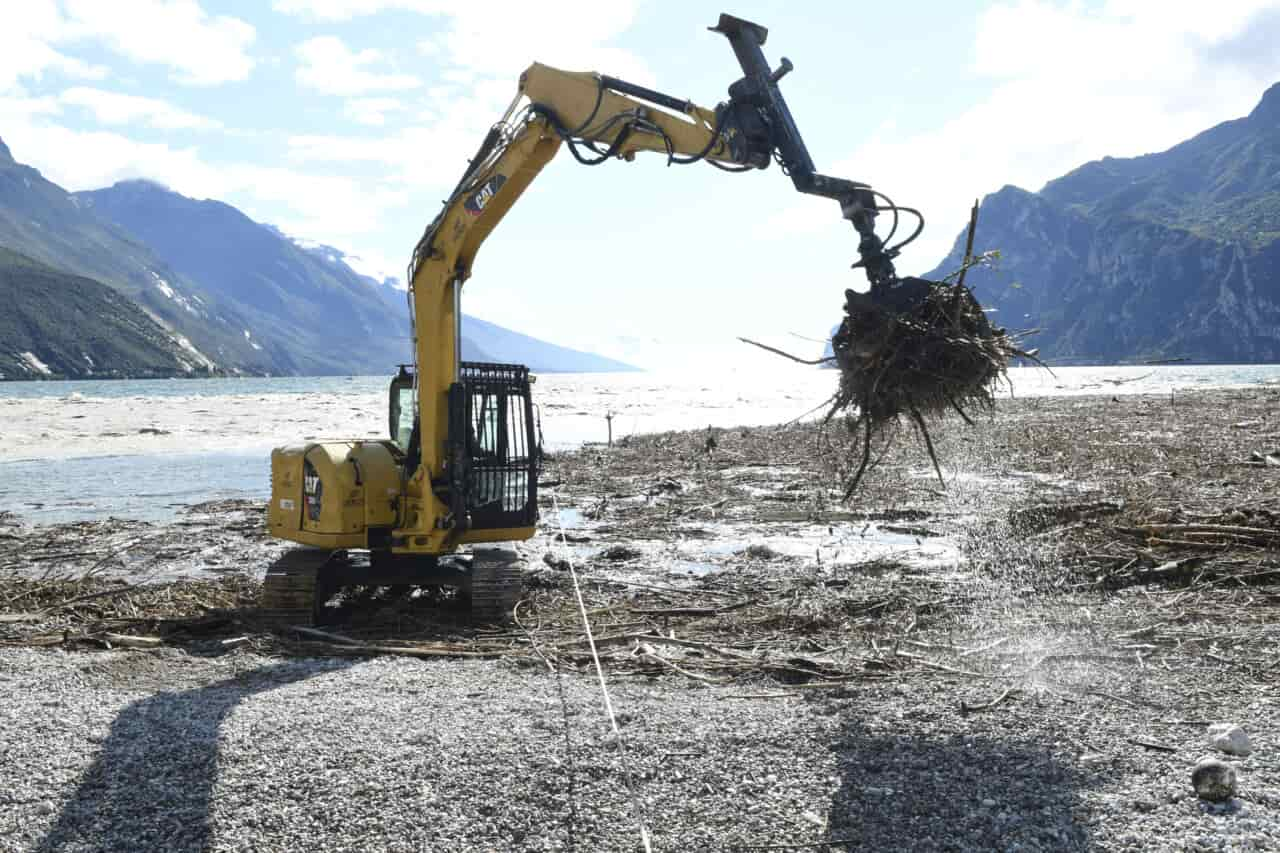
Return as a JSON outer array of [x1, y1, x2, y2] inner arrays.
[[1208, 723, 1253, 757]]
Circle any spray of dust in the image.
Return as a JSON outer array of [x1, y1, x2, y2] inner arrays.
[[909, 428, 1124, 702]]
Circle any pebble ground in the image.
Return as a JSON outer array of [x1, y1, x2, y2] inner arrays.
[[2, 645, 1275, 852]]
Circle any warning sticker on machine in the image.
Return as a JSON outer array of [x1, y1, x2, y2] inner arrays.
[[279, 499, 296, 511]]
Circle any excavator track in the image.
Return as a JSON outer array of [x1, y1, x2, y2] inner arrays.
[[261, 548, 522, 625], [470, 548, 524, 625], [260, 549, 336, 625]]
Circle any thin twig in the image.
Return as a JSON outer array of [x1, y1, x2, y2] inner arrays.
[[738, 337, 835, 366], [960, 687, 1014, 713]]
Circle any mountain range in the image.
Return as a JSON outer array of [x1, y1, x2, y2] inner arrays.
[[0, 137, 635, 379], [924, 81, 1280, 364], [9, 79, 1279, 378]]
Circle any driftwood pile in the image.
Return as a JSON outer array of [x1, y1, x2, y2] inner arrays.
[[829, 276, 1031, 493], [0, 560, 962, 686], [1063, 506, 1280, 592], [0, 574, 259, 649], [822, 203, 1038, 496], [833, 279, 1004, 423], [736, 203, 1040, 497]]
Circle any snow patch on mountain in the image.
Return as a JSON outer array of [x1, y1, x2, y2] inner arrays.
[[171, 335, 216, 370], [20, 351, 52, 375], [277, 229, 405, 290], [152, 272, 175, 299]]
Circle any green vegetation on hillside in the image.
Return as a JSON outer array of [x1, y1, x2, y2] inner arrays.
[[0, 247, 205, 379]]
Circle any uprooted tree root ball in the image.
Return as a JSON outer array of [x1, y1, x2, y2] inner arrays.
[[829, 276, 1037, 496]]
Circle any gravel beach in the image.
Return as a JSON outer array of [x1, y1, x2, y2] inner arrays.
[[3, 388, 1279, 851], [2, 643, 1275, 852]]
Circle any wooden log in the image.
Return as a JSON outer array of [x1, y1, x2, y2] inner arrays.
[[101, 632, 162, 649]]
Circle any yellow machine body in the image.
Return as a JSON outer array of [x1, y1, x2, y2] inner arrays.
[[269, 441, 401, 549], [269, 440, 537, 551]]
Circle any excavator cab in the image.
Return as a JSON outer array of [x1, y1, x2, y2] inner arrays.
[[386, 361, 540, 530], [445, 362, 539, 533]]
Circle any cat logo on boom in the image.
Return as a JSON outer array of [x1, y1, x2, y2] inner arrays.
[[465, 175, 507, 216]]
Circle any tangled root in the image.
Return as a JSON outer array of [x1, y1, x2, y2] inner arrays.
[[829, 276, 1037, 496]]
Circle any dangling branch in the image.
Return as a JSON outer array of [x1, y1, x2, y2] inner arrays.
[[907, 403, 946, 488], [956, 198, 981, 291], [944, 392, 977, 426], [842, 410, 875, 500], [738, 337, 835, 366]]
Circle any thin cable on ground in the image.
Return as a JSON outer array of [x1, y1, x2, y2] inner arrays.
[[552, 492, 654, 853], [515, 599, 581, 852]]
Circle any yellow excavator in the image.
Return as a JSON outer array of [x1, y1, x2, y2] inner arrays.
[[263, 13, 922, 624]]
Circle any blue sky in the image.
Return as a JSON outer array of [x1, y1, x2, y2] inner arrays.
[[3, 1, 1279, 369]]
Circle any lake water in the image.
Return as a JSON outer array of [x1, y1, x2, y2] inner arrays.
[[2, 364, 1278, 523]]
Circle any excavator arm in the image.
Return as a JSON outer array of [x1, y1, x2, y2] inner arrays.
[[268, 13, 921, 561], [393, 13, 921, 554], [402, 61, 771, 549]]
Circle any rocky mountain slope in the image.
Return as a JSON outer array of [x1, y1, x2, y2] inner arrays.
[[926, 82, 1280, 363], [0, 247, 200, 379], [79, 181, 636, 374], [283, 237, 635, 371], [79, 181, 410, 375], [0, 139, 265, 373]]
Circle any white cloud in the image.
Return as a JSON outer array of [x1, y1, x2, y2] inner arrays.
[[278, 0, 652, 194], [61, 0, 256, 86], [273, 0, 433, 17], [0, 110, 409, 259], [0, 1, 254, 92], [288, 74, 517, 187], [0, 1, 107, 92], [432, 2, 648, 83], [342, 96, 406, 126], [342, 248, 405, 284], [295, 36, 421, 96], [760, 0, 1280, 274], [277, 0, 651, 82], [0, 90, 63, 122], [60, 87, 221, 130]]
